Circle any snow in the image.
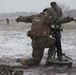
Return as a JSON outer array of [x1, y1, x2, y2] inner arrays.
[[62, 30, 76, 60], [0, 31, 32, 58]]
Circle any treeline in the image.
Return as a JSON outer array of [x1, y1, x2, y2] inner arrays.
[[0, 11, 38, 22], [67, 9, 76, 18], [0, 9, 76, 22]]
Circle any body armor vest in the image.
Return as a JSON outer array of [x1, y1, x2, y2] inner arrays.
[[30, 17, 50, 37]]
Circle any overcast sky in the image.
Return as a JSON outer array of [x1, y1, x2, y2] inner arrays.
[[0, 0, 76, 13]]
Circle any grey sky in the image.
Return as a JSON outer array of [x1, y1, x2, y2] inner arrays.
[[0, 0, 76, 13]]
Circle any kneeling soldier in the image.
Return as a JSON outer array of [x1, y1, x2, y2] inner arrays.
[[17, 7, 57, 68]]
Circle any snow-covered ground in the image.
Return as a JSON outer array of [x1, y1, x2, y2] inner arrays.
[[0, 22, 76, 75]]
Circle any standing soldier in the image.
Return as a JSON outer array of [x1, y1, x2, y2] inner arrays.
[[6, 18, 9, 25]]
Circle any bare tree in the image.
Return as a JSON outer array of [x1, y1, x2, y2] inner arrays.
[[59, 4, 70, 17]]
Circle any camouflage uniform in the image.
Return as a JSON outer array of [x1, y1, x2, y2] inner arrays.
[[17, 8, 57, 67], [16, 15, 32, 23], [25, 8, 57, 66], [26, 37, 55, 66]]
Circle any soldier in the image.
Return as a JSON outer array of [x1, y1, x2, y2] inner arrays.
[[17, 8, 57, 68], [6, 18, 9, 25]]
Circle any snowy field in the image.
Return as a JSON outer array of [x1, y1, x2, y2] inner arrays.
[[0, 22, 76, 75]]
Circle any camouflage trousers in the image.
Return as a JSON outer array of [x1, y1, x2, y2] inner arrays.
[[27, 37, 56, 66]]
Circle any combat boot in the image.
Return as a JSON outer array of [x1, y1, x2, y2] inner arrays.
[[17, 58, 28, 69], [45, 50, 55, 65], [46, 54, 53, 65]]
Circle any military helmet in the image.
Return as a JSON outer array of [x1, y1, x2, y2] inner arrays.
[[43, 8, 57, 18]]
